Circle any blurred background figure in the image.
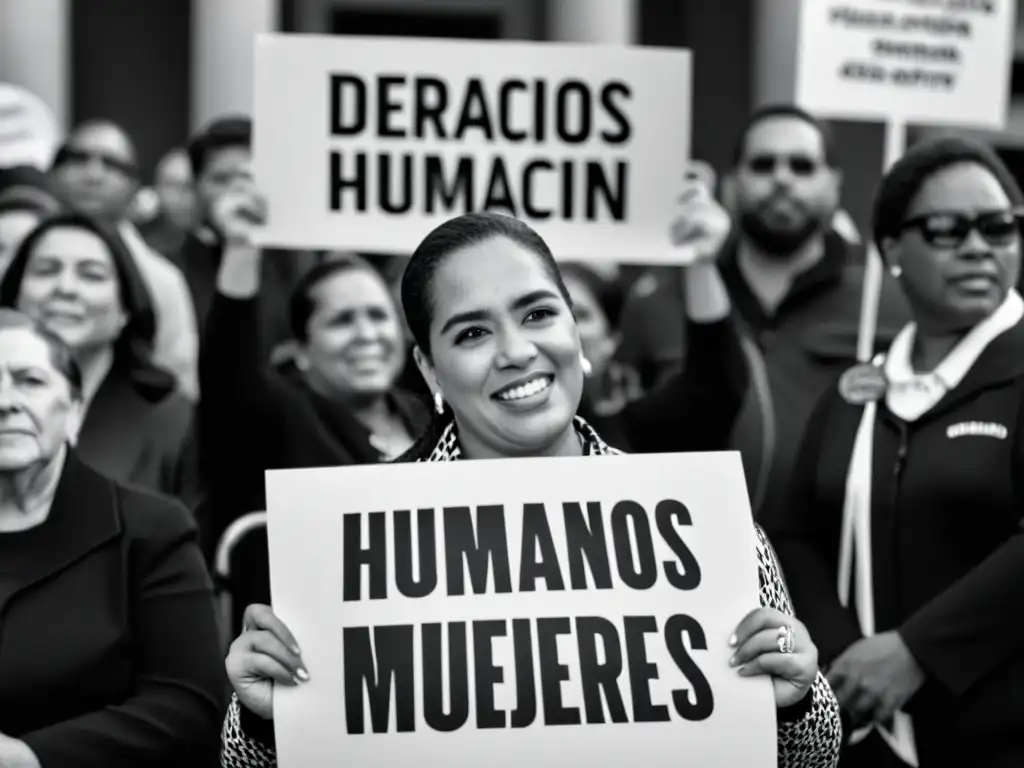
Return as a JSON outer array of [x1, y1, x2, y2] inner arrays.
[[142, 147, 196, 258], [199, 184, 430, 624], [0, 165, 65, 276], [50, 119, 199, 399], [558, 262, 643, 443], [178, 116, 318, 368]]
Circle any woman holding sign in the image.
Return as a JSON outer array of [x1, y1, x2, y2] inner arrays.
[[219, 192, 842, 767], [763, 136, 1024, 768]]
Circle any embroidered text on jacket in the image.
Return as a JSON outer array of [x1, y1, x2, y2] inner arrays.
[[946, 421, 1008, 440]]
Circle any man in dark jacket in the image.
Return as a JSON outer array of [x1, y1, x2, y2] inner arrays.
[[617, 105, 909, 517]]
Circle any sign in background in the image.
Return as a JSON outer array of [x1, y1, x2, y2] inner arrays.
[[0, 83, 60, 170], [266, 453, 776, 768], [795, 0, 1015, 129], [253, 33, 693, 264]]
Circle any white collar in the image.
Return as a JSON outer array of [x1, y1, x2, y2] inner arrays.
[[884, 290, 1023, 420]]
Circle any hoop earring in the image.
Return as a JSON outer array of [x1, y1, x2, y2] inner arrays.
[[890, 264, 902, 279], [580, 355, 593, 377], [433, 391, 445, 415]]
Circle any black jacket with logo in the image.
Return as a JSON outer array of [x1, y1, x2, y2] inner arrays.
[[762, 319, 1024, 766]]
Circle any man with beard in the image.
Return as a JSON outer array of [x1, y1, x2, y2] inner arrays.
[[617, 104, 908, 518]]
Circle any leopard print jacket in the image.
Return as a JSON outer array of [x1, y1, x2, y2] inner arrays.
[[220, 418, 842, 767]]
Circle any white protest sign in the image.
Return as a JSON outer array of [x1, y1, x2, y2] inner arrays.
[[254, 34, 693, 263], [795, 0, 1015, 128], [0, 84, 60, 170], [266, 452, 776, 768]]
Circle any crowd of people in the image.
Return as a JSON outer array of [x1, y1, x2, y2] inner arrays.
[[0, 86, 1021, 768]]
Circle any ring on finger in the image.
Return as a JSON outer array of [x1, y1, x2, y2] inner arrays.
[[777, 624, 795, 654]]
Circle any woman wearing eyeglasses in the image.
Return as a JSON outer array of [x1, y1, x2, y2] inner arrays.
[[762, 136, 1024, 768]]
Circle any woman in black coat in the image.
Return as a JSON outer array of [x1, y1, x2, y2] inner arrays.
[[0, 309, 224, 767], [762, 137, 1024, 767]]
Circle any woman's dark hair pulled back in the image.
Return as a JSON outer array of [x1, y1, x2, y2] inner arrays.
[[395, 211, 572, 462], [399, 211, 570, 359]]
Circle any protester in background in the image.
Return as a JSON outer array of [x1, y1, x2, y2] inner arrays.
[[199, 186, 430, 615], [219, 207, 841, 768], [559, 261, 643, 448], [140, 147, 195, 259], [0, 310, 223, 767], [50, 119, 199, 399], [0, 213, 202, 515], [764, 137, 1024, 768], [179, 117, 317, 365], [618, 104, 909, 516], [0, 165, 65, 276]]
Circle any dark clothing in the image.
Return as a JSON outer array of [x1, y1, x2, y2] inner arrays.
[[139, 214, 188, 261], [199, 291, 431, 524], [0, 452, 225, 766], [724, 234, 909, 517], [619, 234, 910, 516], [615, 266, 686, 390], [79, 364, 201, 510], [762, 319, 1024, 767], [199, 291, 431, 624], [580, 316, 749, 454], [177, 233, 318, 362]]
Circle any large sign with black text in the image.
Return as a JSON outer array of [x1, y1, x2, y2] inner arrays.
[[254, 34, 693, 263], [265, 452, 775, 768]]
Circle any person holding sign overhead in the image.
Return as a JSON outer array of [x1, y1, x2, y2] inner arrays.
[[763, 136, 1024, 768], [219, 192, 842, 767]]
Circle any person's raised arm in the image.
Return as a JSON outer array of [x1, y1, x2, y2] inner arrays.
[[618, 185, 749, 453], [198, 184, 283, 533]]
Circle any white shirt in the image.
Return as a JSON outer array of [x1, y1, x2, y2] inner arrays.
[[884, 290, 1024, 422]]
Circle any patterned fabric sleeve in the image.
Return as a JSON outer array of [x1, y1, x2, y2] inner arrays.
[[755, 525, 843, 768], [220, 695, 277, 768]]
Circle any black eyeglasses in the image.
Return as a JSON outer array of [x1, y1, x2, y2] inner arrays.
[[744, 153, 821, 177], [899, 209, 1024, 248], [54, 147, 138, 178]]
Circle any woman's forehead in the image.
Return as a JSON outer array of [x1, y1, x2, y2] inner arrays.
[[32, 226, 110, 259], [0, 327, 57, 369], [907, 163, 1010, 217], [433, 238, 556, 310]]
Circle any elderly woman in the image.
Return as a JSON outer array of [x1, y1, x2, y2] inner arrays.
[[0, 212, 201, 511], [763, 136, 1024, 767], [217, 198, 843, 767], [0, 309, 223, 767]]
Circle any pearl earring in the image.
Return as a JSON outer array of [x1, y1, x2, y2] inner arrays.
[[433, 392, 444, 415], [890, 264, 903, 279], [580, 355, 593, 377]]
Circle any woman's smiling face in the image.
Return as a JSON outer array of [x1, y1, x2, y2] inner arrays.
[[416, 235, 584, 458]]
